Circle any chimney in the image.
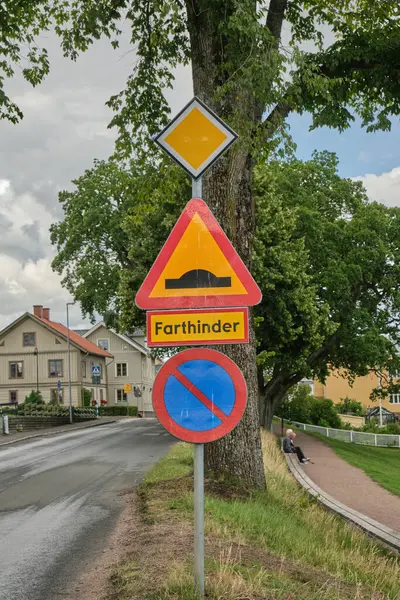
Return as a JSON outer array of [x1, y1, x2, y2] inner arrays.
[[33, 305, 43, 318], [42, 308, 50, 320]]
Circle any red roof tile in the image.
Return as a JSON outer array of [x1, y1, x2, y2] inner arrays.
[[37, 317, 113, 358]]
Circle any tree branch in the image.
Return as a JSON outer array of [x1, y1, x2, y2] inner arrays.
[[266, 0, 288, 42], [260, 51, 399, 143], [306, 329, 342, 368], [261, 98, 292, 139]]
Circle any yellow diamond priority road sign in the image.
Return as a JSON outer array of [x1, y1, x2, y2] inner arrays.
[[154, 97, 238, 179]]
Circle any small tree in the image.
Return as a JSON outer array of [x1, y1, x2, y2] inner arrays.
[[309, 398, 342, 429], [24, 390, 44, 405], [280, 384, 314, 424]]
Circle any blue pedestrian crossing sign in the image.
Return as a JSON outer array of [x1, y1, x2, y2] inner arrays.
[[152, 348, 247, 443], [91, 365, 101, 376]]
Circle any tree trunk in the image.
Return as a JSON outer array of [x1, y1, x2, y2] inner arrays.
[[186, 2, 265, 489], [259, 372, 302, 429]]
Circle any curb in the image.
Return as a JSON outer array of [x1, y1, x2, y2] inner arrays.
[[0, 419, 118, 448]]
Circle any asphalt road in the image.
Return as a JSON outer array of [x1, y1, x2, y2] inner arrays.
[[0, 419, 173, 600]]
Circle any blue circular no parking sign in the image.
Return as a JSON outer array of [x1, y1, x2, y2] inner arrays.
[[152, 348, 247, 443]]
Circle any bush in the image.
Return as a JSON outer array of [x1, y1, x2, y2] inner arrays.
[[98, 405, 138, 417], [385, 421, 400, 435], [336, 397, 365, 416], [279, 385, 343, 428], [82, 388, 92, 407], [309, 397, 342, 428], [362, 419, 400, 435], [0, 405, 17, 415], [24, 390, 44, 404], [279, 384, 313, 423]]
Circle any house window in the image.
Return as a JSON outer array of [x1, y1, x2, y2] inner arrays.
[[23, 332, 36, 347], [9, 361, 23, 379], [49, 359, 63, 377], [0, 340, 4, 346], [97, 339, 109, 351], [116, 389, 128, 403], [90, 388, 95, 399], [389, 394, 400, 405], [51, 389, 63, 404], [82, 361, 86, 377], [116, 363, 128, 377], [9, 391, 17, 403], [55, 338, 61, 345], [100, 389, 104, 401]]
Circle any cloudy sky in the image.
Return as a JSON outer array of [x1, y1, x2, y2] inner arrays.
[[0, 29, 399, 330]]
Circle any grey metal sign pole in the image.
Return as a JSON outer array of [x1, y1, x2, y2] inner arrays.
[[192, 176, 205, 600]]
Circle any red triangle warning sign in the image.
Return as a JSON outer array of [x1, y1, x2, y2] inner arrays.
[[135, 199, 262, 310]]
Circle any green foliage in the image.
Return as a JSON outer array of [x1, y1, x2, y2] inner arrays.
[[82, 388, 92, 407], [0, 405, 17, 415], [0, 2, 399, 154], [257, 151, 400, 420], [336, 397, 365, 416], [309, 398, 342, 429], [98, 405, 138, 417], [279, 384, 342, 428], [50, 159, 188, 327], [51, 151, 400, 416], [278, 384, 313, 424], [24, 390, 44, 405], [361, 419, 400, 435]]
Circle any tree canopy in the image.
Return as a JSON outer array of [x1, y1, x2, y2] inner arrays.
[[51, 151, 400, 427], [255, 151, 400, 424], [1, 1, 400, 149]]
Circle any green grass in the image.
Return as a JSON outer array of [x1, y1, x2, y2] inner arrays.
[[309, 434, 400, 497], [144, 442, 193, 484], [111, 435, 400, 600]]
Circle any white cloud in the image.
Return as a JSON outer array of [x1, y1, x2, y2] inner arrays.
[[13, 90, 54, 112], [0, 255, 71, 328], [0, 180, 53, 256], [354, 167, 400, 208], [0, 34, 193, 333], [0, 181, 81, 330]]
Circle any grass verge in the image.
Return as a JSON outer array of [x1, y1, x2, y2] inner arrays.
[[110, 434, 400, 600], [308, 434, 400, 497]]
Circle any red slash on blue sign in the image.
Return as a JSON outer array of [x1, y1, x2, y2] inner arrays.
[[152, 348, 247, 443]]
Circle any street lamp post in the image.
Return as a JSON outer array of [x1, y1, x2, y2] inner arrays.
[[66, 302, 75, 425]]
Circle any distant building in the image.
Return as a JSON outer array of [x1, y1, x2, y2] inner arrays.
[[82, 322, 156, 413], [0, 305, 112, 406], [313, 370, 400, 414]]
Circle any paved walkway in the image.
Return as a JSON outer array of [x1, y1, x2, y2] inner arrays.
[[290, 430, 400, 532]]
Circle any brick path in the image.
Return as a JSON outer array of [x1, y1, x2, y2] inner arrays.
[[291, 430, 400, 532]]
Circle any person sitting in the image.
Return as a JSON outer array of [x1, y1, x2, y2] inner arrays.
[[283, 429, 310, 464]]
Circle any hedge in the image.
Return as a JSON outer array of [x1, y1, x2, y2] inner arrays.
[[98, 406, 138, 417]]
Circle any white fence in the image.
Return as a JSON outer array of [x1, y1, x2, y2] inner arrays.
[[282, 420, 400, 448]]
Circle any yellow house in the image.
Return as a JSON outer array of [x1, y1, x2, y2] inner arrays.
[[0, 305, 113, 406], [313, 371, 400, 413]]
